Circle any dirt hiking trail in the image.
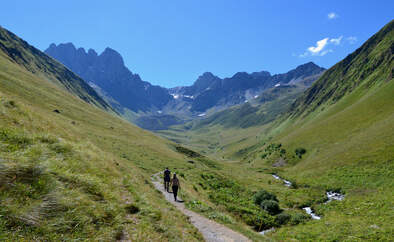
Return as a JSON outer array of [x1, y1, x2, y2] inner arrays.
[[152, 172, 251, 242]]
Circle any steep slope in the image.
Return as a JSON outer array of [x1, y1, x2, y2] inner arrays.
[[290, 20, 393, 116], [45, 43, 172, 112], [0, 27, 111, 111], [0, 28, 204, 241], [158, 20, 393, 241], [222, 20, 394, 241], [0, 27, 272, 242]]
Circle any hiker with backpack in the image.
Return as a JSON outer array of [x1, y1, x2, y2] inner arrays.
[[170, 173, 180, 201], [163, 167, 171, 192]]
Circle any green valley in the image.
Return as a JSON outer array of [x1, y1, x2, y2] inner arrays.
[[0, 12, 393, 242], [158, 20, 394, 241]]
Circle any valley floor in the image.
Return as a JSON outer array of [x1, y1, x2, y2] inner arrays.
[[151, 172, 251, 242]]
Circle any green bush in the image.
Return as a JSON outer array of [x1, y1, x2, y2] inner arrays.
[[242, 211, 276, 230], [290, 212, 309, 225], [260, 200, 280, 215], [275, 212, 291, 225], [253, 189, 278, 205]]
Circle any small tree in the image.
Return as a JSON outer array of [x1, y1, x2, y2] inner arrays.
[[260, 200, 280, 215], [275, 212, 291, 225], [253, 189, 278, 205]]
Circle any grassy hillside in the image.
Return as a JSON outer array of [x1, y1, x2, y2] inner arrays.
[[290, 20, 393, 117], [0, 26, 111, 111], [0, 28, 207, 241], [217, 20, 394, 240], [0, 27, 275, 241], [1, 19, 392, 242], [158, 85, 306, 156], [160, 20, 393, 241]]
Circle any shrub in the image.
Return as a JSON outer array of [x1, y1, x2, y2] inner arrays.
[[242, 211, 276, 230], [260, 200, 280, 215], [275, 212, 291, 225], [295, 147, 307, 158], [290, 212, 309, 225], [253, 189, 278, 205]]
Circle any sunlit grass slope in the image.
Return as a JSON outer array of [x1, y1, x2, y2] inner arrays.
[[229, 20, 394, 240], [0, 27, 206, 241], [0, 26, 275, 242], [0, 26, 111, 111], [158, 85, 306, 157], [160, 20, 393, 241]]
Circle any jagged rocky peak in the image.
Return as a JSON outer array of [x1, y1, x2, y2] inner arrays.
[[295, 61, 324, 72], [77, 47, 86, 54], [45, 43, 76, 58], [44, 43, 172, 112], [200, 71, 216, 78], [251, 70, 271, 78], [88, 48, 98, 57], [194, 72, 220, 86], [58, 42, 77, 51], [99, 47, 125, 66], [231, 72, 251, 79]]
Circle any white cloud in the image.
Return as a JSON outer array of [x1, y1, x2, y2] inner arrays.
[[308, 38, 329, 55], [298, 35, 358, 58], [346, 36, 358, 44], [330, 36, 343, 45], [328, 12, 338, 19]]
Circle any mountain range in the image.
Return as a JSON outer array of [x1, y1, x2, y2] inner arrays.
[[45, 44, 325, 129], [0, 19, 393, 241]]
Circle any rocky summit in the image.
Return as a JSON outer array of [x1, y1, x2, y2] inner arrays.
[[45, 43, 172, 112]]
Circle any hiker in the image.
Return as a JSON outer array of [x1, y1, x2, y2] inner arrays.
[[170, 173, 180, 201], [163, 167, 171, 192]]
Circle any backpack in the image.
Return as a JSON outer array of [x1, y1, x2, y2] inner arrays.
[[164, 170, 170, 179], [172, 178, 179, 186]]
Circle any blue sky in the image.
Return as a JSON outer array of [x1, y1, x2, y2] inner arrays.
[[1, 1, 393, 87]]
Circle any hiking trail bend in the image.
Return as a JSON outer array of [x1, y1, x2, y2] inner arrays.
[[151, 172, 251, 242]]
